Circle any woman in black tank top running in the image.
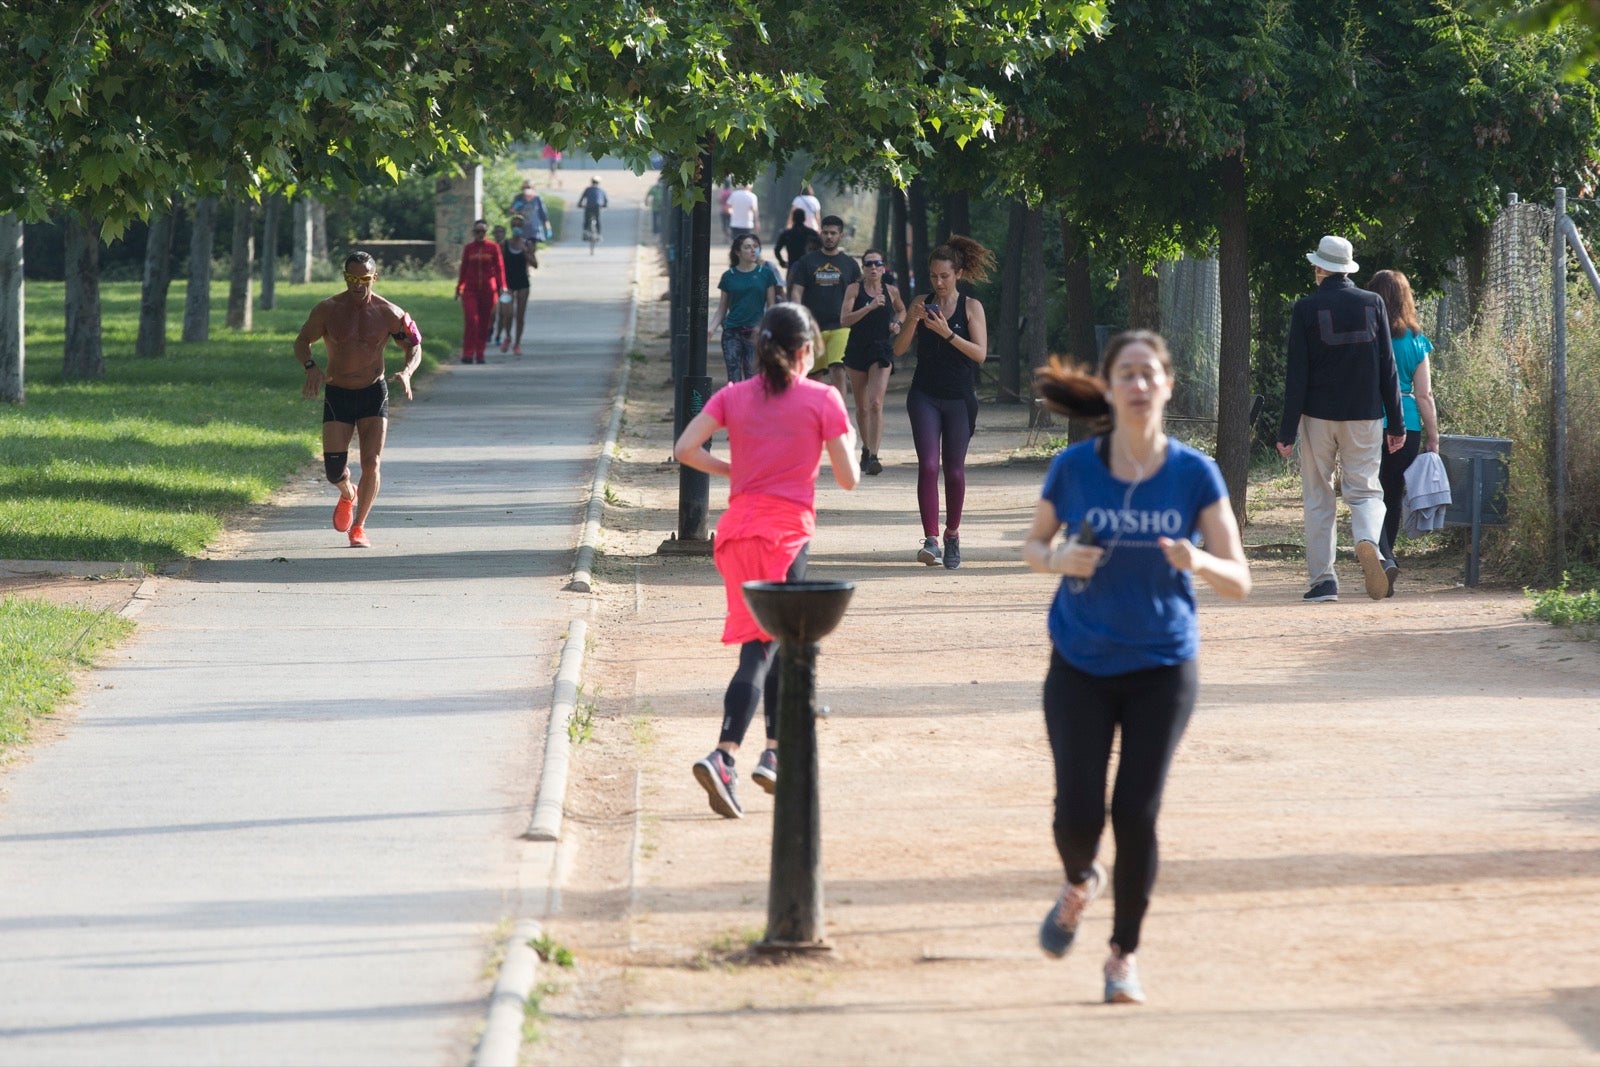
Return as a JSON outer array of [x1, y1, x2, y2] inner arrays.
[[500, 220, 535, 355], [891, 236, 994, 569], [839, 248, 905, 475]]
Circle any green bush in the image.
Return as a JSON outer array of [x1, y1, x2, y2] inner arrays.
[[1526, 573, 1600, 636]]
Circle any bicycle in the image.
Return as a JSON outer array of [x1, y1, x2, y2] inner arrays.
[[582, 213, 601, 254]]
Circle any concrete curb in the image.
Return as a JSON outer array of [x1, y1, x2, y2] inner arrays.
[[470, 919, 542, 1067], [567, 197, 648, 594], [118, 576, 160, 620], [523, 619, 588, 842]]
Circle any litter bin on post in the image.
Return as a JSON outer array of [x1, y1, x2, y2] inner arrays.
[[1437, 435, 1512, 586]]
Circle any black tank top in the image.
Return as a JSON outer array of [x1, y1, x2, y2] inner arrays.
[[502, 242, 530, 289], [844, 284, 893, 355], [911, 295, 975, 399]]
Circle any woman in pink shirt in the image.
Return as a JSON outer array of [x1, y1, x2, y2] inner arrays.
[[673, 303, 861, 818]]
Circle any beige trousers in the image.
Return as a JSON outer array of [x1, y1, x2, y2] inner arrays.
[[1298, 416, 1386, 589]]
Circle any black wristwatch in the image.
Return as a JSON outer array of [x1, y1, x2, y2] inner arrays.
[[303, 359, 317, 370]]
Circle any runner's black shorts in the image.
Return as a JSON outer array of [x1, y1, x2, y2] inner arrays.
[[323, 380, 389, 424]]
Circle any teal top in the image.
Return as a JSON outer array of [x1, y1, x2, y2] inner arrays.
[[1390, 329, 1432, 433]]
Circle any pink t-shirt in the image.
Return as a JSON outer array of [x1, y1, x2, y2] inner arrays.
[[702, 376, 850, 508]]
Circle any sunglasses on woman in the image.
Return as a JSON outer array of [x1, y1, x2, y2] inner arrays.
[[863, 259, 884, 267]]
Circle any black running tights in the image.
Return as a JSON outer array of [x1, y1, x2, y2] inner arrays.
[[1042, 651, 1197, 954], [718, 546, 808, 748]]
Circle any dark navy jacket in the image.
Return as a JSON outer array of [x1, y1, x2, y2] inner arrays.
[[1277, 275, 1403, 444]]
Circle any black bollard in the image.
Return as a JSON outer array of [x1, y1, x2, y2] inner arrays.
[[740, 579, 855, 954]]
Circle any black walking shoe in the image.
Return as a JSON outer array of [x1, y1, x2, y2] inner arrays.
[[1385, 561, 1399, 598], [692, 749, 743, 819], [751, 748, 778, 795], [917, 537, 942, 565], [942, 534, 961, 569], [862, 452, 883, 476], [1302, 580, 1338, 602]]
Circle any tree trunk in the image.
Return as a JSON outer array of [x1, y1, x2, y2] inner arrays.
[[1060, 212, 1097, 368], [1463, 218, 1491, 325], [872, 183, 891, 253], [891, 187, 910, 306], [1123, 262, 1161, 331], [1021, 205, 1048, 389], [226, 200, 254, 330], [182, 195, 218, 342], [310, 197, 328, 271], [996, 199, 1027, 400], [908, 177, 930, 286], [291, 196, 313, 283], [259, 194, 280, 310], [0, 213, 23, 403], [136, 204, 176, 358], [63, 214, 105, 380], [940, 190, 971, 240], [1216, 155, 1253, 527]]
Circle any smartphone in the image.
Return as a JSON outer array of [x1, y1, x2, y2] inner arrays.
[[924, 298, 940, 316], [1077, 518, 1097, 546]]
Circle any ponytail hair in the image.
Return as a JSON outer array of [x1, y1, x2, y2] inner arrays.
[[929, 234, 995, 285], [754, 302, 823, 395], [1033, 330, 1173, 428]]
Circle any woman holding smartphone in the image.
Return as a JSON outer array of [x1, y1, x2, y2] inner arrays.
[[891, 236, 993, 569], [1022, 331, 1251, 1004]]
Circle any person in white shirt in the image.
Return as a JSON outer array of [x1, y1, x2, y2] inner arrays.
[[790, 184, 821, 232], [727, 185, 760, 241]]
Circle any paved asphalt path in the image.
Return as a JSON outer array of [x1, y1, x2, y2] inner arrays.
[[0, 172, 655, 1066]]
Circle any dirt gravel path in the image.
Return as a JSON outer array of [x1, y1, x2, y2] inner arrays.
[[527, 262, 1600, 1065]]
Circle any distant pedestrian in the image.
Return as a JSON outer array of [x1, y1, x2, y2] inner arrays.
[[787, 215, 862, 400], [455, 219, 506, 365], [500, 221, 535, 355], [1022, 331, 1251, 1005], [673, 303, 860, 818], [791, 183, 821, 232], [727, 183, 760, 242], [1366, 269, 1440, 590], [891, 235, 993, 569], [542, 144, 562, 185], [838, 248, 905, 475], [708, 234, 782, 383], [1275, 235, 1405, 602], [774, 208, 813, 273], [510, 181, 551, 243]]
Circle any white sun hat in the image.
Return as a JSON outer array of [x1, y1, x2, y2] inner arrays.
[[1306, 235, 1358, 274]]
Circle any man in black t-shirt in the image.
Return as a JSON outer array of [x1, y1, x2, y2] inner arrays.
[[788, 214, 861, 397]]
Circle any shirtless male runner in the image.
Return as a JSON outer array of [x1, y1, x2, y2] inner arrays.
[[292, 251, 422, 548]]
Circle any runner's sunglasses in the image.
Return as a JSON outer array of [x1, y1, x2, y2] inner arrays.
[[863, 259, 885, 267], [344, 271, 375, 285]]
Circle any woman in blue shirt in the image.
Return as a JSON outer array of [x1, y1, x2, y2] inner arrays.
[[1367, 270, 1440, 588], [1022, 330, 1251, 1004], [709, 234, 782, 382]]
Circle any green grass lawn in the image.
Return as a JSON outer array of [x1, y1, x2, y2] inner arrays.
[[0, 597, 134, 749], [1, 277, 457, 562]]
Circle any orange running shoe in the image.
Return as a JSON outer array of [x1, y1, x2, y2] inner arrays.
[[348, 525, 371, 548], [332, 496, 354, 533]]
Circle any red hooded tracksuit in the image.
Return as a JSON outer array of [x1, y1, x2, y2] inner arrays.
[[456, 239, 507, 360]]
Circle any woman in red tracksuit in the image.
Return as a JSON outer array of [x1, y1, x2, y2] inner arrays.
[[456, 219, 506, 364]]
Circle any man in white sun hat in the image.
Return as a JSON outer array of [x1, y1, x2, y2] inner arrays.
[[1276, 235, 1405, 603]]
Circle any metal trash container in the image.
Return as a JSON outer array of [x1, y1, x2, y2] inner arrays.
[[1438, 435, 1512, 586]]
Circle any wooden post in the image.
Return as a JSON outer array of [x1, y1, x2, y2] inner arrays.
[[0, 213, 23, 403]]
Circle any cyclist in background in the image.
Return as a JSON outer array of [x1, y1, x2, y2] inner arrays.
[[578, 177, 608, 240]]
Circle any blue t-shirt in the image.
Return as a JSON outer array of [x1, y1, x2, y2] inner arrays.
[[1042, 438, 1227, 676], [1390, 330, 1432, 433], [719, 263, 782, 329]]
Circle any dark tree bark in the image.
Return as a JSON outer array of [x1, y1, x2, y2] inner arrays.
[[996, 199, 1027, 401], [63, 214, 105, 380], [1060, 213, 1097, 368], [1021, 206, 1048, 383], [1216, 154, 1253, 527], [1, 213, 23, 403], [182, 195, 218, 343], [226, 200, 254, 331], [940, 190, 971, 240], [908, 177, 930, 285], [1123, 262, 1161, 331], [259, 194, 280, 310], [136, 203, 176, 358], [872, 183, 891, 253], [891, 187, 910, 307], [1463, 218, 1491, 325]]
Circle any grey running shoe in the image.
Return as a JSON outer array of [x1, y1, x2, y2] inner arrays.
[[1356, 540, 1387, 601], [917, 536, 942, 566], [1302, 580, 1338, 602], [943, 534, 961, 569], [692, 749, 743, 819], [1038, 861, 1106, 959], [751, 748, 778, 794], [1104, 949, 1147, 1004]]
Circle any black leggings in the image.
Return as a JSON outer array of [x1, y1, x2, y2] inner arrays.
[[906, 387, 977, 538], [1378, 429, 1422, 563], [718, 545, 809, 747], [1043, 651, 1197, 954]]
